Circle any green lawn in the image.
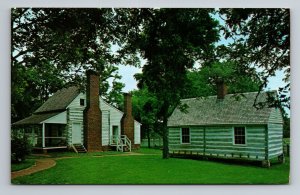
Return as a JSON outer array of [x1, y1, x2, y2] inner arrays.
[[11, 159, 35, 172], [12, 150, 289, 184]]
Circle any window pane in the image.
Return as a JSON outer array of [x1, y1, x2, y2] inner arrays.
[[80, 99, 85, 106], [234, 127, 245, 145], [182, 128, 190, 143]]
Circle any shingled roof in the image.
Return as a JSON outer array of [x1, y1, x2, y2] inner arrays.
[[13, 86, 80, 125], [13, 112, 62, 126], [34, 86, 79, 113], [168, 91, 277, 127]]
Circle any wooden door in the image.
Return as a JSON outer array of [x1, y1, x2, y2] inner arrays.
[[72, 123, 82, 144]]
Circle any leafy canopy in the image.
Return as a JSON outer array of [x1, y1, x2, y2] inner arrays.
[[133, 9, 220, 158], [218, 8, 290, 108], [11, 8, 140, 122]]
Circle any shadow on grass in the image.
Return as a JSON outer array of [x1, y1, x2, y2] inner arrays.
[[170, 153, 288, 168]]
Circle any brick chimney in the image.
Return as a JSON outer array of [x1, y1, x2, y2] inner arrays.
[[84, 70, 102, 152], [217, 80, 227, 99], [121, 93, 135, 146]]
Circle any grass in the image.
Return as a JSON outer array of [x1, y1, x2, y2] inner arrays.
[[28, 148, 160, 159], [12, 149, 289, 184], [11, 159, 35, 172], [132, 147, 162, 154], [29, 150, 124, 159]]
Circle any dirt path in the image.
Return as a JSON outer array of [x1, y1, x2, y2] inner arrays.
[[11, 158, 56, 179]]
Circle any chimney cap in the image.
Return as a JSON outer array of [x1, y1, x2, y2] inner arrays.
[[86, 69, 99, 76], [123, 92, 132, 96]]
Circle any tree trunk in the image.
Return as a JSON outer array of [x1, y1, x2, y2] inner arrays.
[[162, 114, 169, 159], [161, 101, 170, 159], [147, 126, 151, 148]]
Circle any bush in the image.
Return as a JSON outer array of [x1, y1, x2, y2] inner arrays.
[[11, 131, 32, 163]]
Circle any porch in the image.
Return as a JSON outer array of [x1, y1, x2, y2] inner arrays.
[[13, 111, 68, 151], [23, 123, 68, 150]]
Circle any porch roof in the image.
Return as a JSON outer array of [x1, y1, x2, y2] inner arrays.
[[12, 112, 62, 126]]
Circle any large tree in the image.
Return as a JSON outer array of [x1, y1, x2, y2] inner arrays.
[[133, 9, 219, 158], [11, 8, 138, 122], [132, 61, 262, 148], [218, 8, 290, 109]]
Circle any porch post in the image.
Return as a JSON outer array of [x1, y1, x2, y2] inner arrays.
[[42, 123, 45, 148], [31, 126, 34, 146]]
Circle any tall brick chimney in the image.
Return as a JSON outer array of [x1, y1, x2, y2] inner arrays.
[[217, 80, 227, 99], [84, 70, 102, 152], [121, 93, 135, 146]]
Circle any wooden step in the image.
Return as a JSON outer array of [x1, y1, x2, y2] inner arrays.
[[72, 144, 87, 153]]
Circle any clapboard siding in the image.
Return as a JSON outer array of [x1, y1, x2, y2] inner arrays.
[[190, 127, 204, 146], [205, 126, 265, 158], [167, 91, 286, 164], [100, 98, 123, 143], [66, 93, 141, 146], [67, 93, 86, 109], [67, 108, 84, 145], [205, 127, 232, 153], [102, 111, 110, 145], [268, 108, 283, 124], [169, 128, 181, 147], [67, 93, 86, 146], [268, 123, 283, 158], [168, 125, 269, 161]]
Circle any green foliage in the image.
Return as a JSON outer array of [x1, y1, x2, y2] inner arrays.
[[283, 116, 290, 138], [12, 155, 289, 184], [201, 61, 236, 83], [183, 61, 261, 99], [11, 8, 140, 122], [218, 8, 290, 108], [11, 131, 32, 163], [184, 70, 215, 98], [131, 87, 161, 147], [132, 9, 219, 158], [11, 60, 65, 121]]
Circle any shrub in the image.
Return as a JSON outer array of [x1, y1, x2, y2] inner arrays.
[[11, 130, 32, 163]]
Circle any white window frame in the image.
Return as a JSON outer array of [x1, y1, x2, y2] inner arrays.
[[180, 127, 191, 144], [232, 126, 247, 145]]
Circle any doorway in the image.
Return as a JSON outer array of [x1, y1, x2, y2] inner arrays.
[[112, 125, 119, 144], [113, 125, 119, 137], [72, 123, 82, 144]]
